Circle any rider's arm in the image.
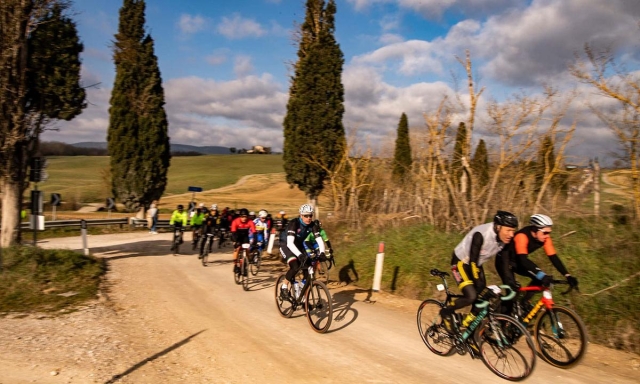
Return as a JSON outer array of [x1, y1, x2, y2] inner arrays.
[[495, 248, 518, 289], [544, 237, 569, 276], [514, 233, 547, 279], [469, 231, 484, 280], [169, 211, 176, 225]]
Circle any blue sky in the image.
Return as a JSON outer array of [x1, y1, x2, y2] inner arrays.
[[44, 0, 640, 164]]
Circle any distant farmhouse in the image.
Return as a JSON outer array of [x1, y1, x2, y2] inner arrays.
[[245, 145, 272, 154]]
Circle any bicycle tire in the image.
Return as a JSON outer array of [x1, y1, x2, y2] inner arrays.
[[173, 233, 181, 255], [250, 250, 261, 276], [274, 273, 295, 318], [416, 299, 456, 356], [534, 306, 587, 368], [241, 254, 250, 291], [234, 258, 242, 285], [476, 314, 537, 381], [306, 280, 333, 333], [315, 260, 330, 284], [201, 248, 208, 266]]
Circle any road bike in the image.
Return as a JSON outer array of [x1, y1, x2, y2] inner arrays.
[[199, 232, 215, 266], [249, 243, 262, 276], [170, 225, 184, 255], [275, 254, 333, 333], [191, 226, 202, 251], [509, 279, 587, 368], [233, 243, 250, 291], [417, 269, 537, 381]]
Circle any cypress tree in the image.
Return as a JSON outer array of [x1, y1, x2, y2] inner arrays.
[[1, 1, 85, 246], [283, 0, 345, 201], [108, 0, 170, 212], [451, 122, 467, 183], [392, 112, 412, 180], [471, 139, 489, 187]]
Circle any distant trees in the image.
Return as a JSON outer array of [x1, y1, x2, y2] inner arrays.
[[283, 0, 345, 204], [108, 0, 170, 212], [471, 139, 489, 188], [0, 1, 85, 247], [392, 113, 412, 181]]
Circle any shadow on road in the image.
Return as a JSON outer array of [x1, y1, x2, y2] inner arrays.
[[104, 329, 206, 384], [326, 286, 372, 333]]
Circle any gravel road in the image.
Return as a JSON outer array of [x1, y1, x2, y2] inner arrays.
[[0, 232, 638, 383]]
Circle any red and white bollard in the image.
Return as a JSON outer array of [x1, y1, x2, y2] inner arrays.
[[372, 241, 385, 292]]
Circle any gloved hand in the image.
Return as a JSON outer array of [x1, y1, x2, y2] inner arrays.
[[541, 275, 554, 287], [487, 285, 502, 295], [318, 252, 326, 261], [566, 275, 579, 288], [233, 242, 240, 249]]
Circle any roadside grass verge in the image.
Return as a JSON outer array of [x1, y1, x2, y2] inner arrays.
[[0, 247, 105, 314], [329, 217, 640, 354]]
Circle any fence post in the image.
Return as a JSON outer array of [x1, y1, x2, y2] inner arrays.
[[372, 241, 385, 292], [81, 219, 89, 256], [267, 227, 276, 255]]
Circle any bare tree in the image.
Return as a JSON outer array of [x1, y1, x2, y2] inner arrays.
[[570, 44, 640, 220]]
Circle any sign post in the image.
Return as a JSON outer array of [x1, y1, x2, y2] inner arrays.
[[372, 242, 385, 292], [187, 186, 202, 217], [81, 219, 89, 255], [50, 193, 61, 221], [106, 198, 115, 218]]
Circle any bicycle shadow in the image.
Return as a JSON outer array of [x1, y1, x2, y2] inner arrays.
[[104, 329, 206, 383], [326, 286, 371, 333], [243, 273, 278, 292]]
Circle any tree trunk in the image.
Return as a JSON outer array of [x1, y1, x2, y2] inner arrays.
[[1, 178, 22, 247], [593, 160, 600, 218]]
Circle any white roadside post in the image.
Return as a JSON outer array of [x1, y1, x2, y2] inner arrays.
[[81, 219, 89, 256], [267, 227, 276, 255], [372, 241, 385, 292]]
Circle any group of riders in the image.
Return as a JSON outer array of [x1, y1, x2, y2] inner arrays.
[[167, 204, 334, 278], [168, 202, 577, 338]]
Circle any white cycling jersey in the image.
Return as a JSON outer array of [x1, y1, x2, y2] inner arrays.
[[453, 222, 505, 266]]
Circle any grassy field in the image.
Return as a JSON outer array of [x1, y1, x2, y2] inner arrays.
[[37, 155, 287, 208]]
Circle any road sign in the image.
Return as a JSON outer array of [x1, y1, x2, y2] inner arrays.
[[188, 201, 196, 211], [188, 186, 203, 192], [50, 193, 61, 206], [106, 198, 115, 210]]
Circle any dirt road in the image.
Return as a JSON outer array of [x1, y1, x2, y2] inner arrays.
[[1, 232, 638, 383]]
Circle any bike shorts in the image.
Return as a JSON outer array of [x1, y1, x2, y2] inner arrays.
[[450, 252, 486, 292]]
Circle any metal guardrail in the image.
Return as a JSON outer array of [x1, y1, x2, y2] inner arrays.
[[4, 218, 186, 231]]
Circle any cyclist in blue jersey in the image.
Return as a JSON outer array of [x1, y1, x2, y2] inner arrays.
[[253, 210, 270, 254]]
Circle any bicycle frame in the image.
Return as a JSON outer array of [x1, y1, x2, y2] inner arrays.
[[518, 286, 555, 324]]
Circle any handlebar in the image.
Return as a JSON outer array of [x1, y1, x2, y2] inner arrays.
[[430, 269, 449, 278], [551, 279, 579, 295]]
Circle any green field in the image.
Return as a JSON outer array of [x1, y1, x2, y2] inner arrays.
[[37, 155, 284, 204]]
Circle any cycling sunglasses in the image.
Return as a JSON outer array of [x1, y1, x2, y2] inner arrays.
[[301, 214, 313, 218]]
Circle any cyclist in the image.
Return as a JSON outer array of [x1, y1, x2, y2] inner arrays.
[[274, 210, 288, 239], [279, 204, 326, 300], [230, 208, 256, 273], [190, 207, 205, 248], [199, 205, 220, 258], [439, 210, 519, 334], [253, 210, 270, 254], [169, 204, 188, 251], [496, 214, 579, 307]]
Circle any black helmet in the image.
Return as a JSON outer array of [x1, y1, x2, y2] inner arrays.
[[493, 210, 518, 228], [239, 208, 249, 216], [177, 204, 184, 210]]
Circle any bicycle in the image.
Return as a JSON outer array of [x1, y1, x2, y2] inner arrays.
[[509, 279, 587, 368], [199, 232, 215, 266], [417, 269, 537, 381], [191, 226, 202, 251], [275, 254, 333, 333], [249, 243, 262, 276], [233, 243, 250, 291], [170, 225, 185, 255]]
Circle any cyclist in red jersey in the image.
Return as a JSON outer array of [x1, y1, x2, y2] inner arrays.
[[230, 208, 256, 273]]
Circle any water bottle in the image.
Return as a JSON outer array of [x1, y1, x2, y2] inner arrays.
[[293, 281, 301, 299]]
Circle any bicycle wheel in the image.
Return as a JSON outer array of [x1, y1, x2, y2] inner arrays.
[[275, 273, 295, 318], [306, 280, 333, 333], [241, 254, 250, 291], [416, 299, 455, 356], [315, 260, 330, 284], [534, 306, 587, 368], [173, 233, 181, 255], [201, 246, 208, 266], [234, 258, 242, 285], [250, 250, 261, 276], [476, 314, 536, 381]]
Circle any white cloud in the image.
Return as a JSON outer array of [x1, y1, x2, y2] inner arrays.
[[379, 33, 404, 45], [177, 14, 207, 35], [234, 55, 254, 78], [217, 14, 266, 39], [206, 49, 228, 66]]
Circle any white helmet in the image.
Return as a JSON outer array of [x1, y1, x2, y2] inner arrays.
[[211, 204, 218, 211], [249, 211, 255, 216], [258, 210, 268, 218], [279, 210, 285, 215], [198, 203, 204, 208], [299, 204, 314, 215], [530, 214, 553, 228]]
